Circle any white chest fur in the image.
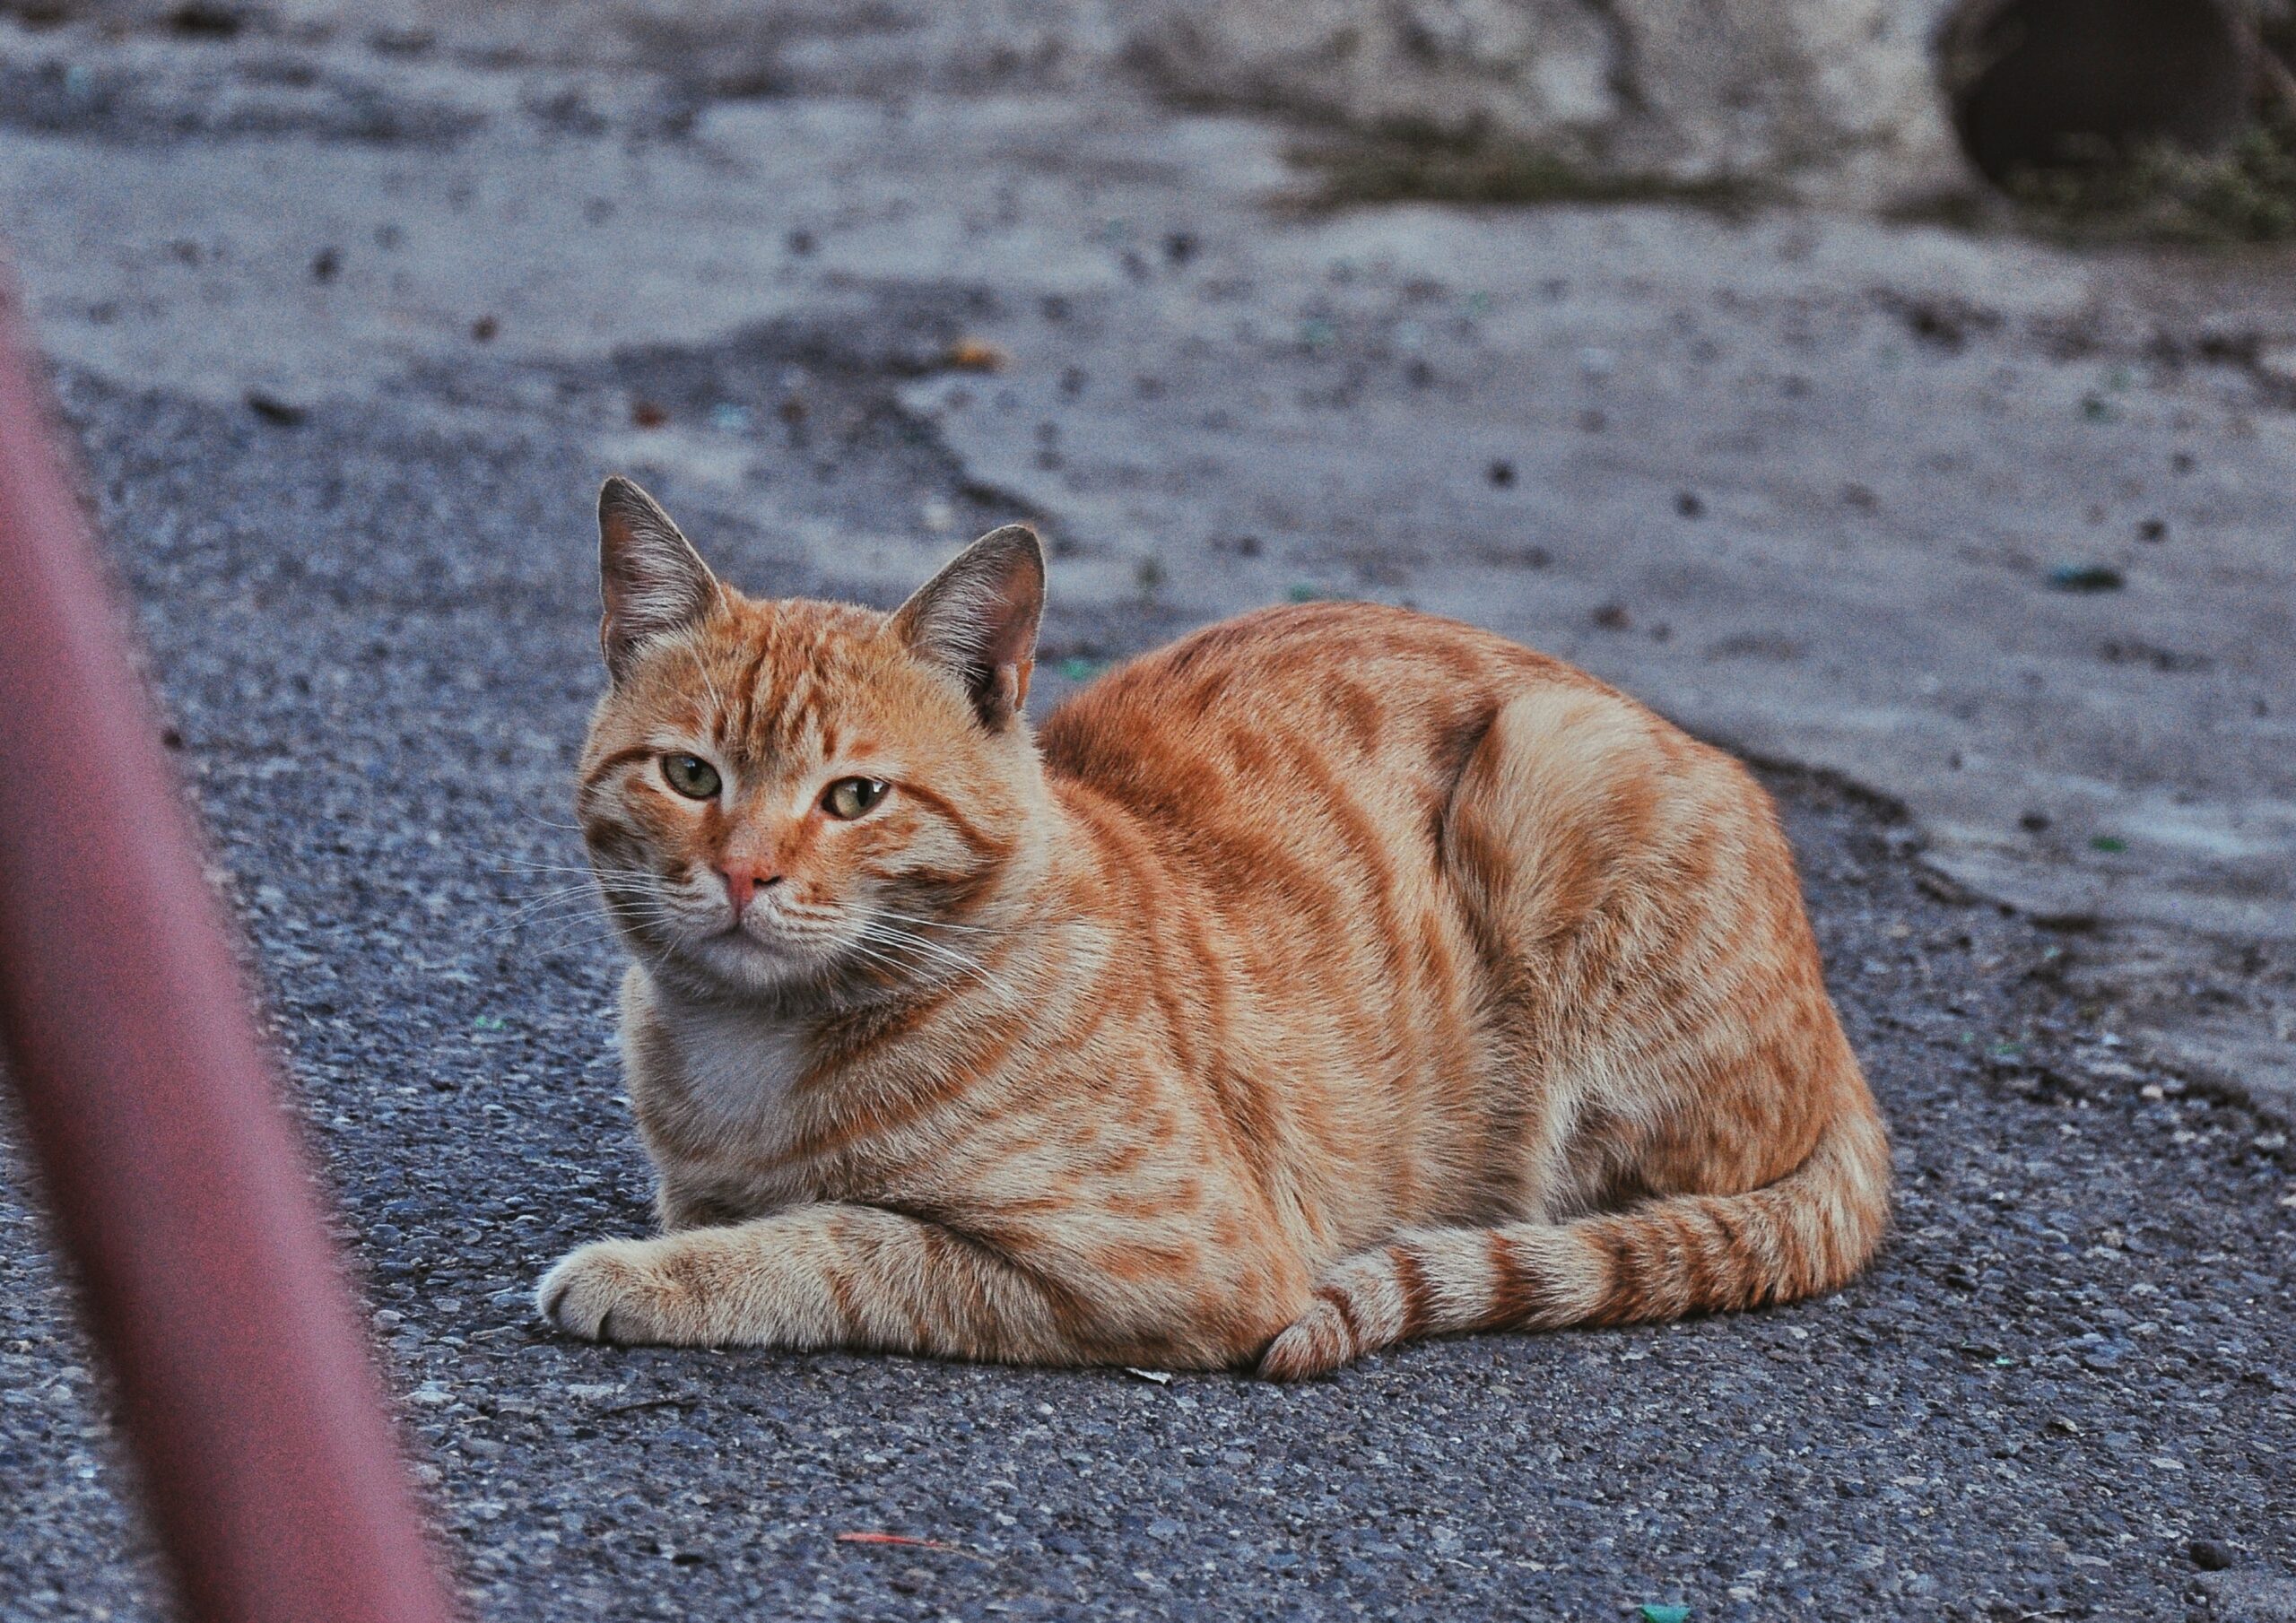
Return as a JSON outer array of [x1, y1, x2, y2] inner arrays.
[[639, 990, 813, 1149]]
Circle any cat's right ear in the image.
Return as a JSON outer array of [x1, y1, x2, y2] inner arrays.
[[598, 476, 718, 682], [893, 524, 1046, 732]]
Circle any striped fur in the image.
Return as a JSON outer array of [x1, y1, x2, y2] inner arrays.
[[536, 480, 1892, 1376]]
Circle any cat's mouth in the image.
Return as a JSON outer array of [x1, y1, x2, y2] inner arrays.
[[699, 899, 852, 969]]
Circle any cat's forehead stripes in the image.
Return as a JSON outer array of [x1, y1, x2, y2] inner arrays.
[[696, 601, 907, 768]]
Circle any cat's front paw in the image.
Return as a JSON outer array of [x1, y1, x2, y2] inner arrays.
[[536, 1237, 688, 1343]]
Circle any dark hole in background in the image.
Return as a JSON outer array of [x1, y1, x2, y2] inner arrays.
[[1942, 0, 2253, 187]]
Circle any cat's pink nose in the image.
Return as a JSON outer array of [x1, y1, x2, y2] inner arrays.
[[717, 864, 783, 916]]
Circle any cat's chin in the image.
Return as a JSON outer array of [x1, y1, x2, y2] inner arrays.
[[671, 928, 831, 998]]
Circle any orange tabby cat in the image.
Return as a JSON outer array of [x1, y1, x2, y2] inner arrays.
[[535, 477, 1891, 1376]]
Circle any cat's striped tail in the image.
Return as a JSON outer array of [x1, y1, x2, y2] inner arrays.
[[1257, 1107, 1892, 1379]]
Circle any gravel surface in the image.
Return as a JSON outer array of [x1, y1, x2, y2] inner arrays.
[[2, 343, 2292, 1622]]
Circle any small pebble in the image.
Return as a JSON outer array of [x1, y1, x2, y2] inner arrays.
[[245, 391, 306, 427]]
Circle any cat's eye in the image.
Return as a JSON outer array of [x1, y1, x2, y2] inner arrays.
[[660, 753, 722, 800], [822, 777, 889, 820]]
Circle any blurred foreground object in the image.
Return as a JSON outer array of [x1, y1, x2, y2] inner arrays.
[[0, 284, 457, 1623]]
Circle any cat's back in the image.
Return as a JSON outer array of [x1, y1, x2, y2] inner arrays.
[[1037, 601, 1605, 823]]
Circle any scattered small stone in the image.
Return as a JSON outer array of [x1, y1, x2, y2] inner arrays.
[[2189, 1539, 2236, 1571], [786, 229, 815, 256], [2170, 450, 2196, 473], [1592, 603, 1631, 630], [169, 4, 243, 38], [2137, 517, 2166, 542], [1405, 359, 1435, 388], [244, 391, 306, 427], [1842, 482, 1879, 510], [1674, 491, 1704, 518], [310, 247, 340, 282], [1162, 231, 1196, 265], [944, 337, 1008, 372], [631, 399, 668, 429], [2019, 811, 2051, 832], [1487, 459, 1516, 489], [2047, 563, 2124, 593], [470, 316, 499, 343]]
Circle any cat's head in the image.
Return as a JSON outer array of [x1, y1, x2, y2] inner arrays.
[[576, 476, 1048, 1002]]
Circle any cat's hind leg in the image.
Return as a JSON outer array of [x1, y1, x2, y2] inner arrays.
[[1257, 1105, 1891, 1378], [1274, 680, 1892, 1379]]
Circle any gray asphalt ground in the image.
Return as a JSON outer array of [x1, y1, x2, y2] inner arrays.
[[2, 313, 2292, 1619]]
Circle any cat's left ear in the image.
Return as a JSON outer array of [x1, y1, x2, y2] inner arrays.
[[598, 476, 718, 682], [892, 524, 1045, 731]]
